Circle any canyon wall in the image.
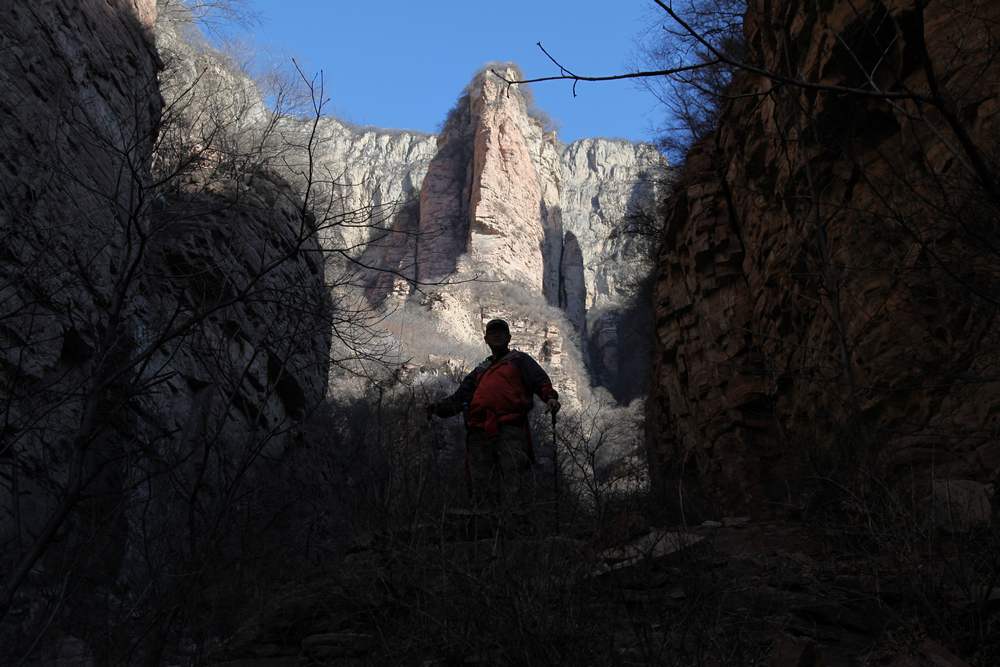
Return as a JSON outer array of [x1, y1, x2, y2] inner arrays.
[[0, 0, 162, 582], [1, 2, 334, 658], [204, 58, 669, 404], [648, 0, 1000, 514], [152, 17, 667, 470], [333, 66, 666, 405]]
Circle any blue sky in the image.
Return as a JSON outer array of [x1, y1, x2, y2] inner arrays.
[[227, 1, 666, 144]]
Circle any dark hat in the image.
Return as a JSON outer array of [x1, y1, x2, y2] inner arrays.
[[484, 318, 510, 335]]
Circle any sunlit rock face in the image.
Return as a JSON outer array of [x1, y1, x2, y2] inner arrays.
[[328, 65, 667, 402], [149, 24, 668, 405], [559, 138, 663, 401], [647, 0, 1000, 515], [463, 68, 547, 289], [136, 35, 664, 449], [415, 67, 553, 290], [560, 138, 662, 315], [414, 69, 665, 317], [311, 117, 438, 264]]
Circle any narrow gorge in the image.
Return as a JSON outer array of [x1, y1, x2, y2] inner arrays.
[[1, 0, 998, 664]]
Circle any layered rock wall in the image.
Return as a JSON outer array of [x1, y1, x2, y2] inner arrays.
[[648, 0, 1000, 513], [310, 118, 437, 270], [466, 71, 547, 290], [353, 67, 666, 401], [410, 69, 664, 404], [560, 139, 662, 398], [560, 138, 662, 315]]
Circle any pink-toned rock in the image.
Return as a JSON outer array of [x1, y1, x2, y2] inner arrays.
[[464, 69, 546, 289], [416, 67, 546, 290], [131, 0, 157, 27]]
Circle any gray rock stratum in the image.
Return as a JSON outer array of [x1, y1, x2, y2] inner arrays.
[[294, 65, 666, 404]]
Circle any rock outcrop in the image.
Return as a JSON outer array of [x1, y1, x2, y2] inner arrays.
[[148, 25, 665, 480], [1, 0, 162, 575], [1, 2, 333, 659], [560, 138, 662, 400], [648, 0, 1000, 514], [1, 0, 162, 652], [306, 117, 437, 267], [560, 138, 661, 316], [418, 68, 550, 289], [171, 58, 666, 405], [346, 66, 666, 403]]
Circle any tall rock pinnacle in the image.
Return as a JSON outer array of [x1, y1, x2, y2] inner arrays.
[[306, 62, 665, 402], [465, 67, 546, 288], [417, 66, 548, 289]]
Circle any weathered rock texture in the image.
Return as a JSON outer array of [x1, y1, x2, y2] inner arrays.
[[0, 2, 333, 659], [155, 10, 437, 281], [411, 67, 559, 291], [0, 0, 162, 647], [648, 0, 1000, 513], [305, 117, 437, 270], [352, 67, 666, 402], [1, 0, 160, 552], [196, 60, 665, 405], [560, 138, 661, 316], [148, 26, 662, 487], [561, 138, 662, 400], [392, 67, 587, 405]]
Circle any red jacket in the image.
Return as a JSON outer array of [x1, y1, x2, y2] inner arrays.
[[434, 350, 558, 435]]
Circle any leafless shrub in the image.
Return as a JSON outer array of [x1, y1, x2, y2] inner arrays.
[[637, 0, 746, 162], [0, 6, 438, 662]]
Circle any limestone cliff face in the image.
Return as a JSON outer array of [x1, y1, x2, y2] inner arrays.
[[415, 67, 554, 290], [311, 117, 437, 257], [648, 0, 1000, 513], [348, 66, 666, 402], [560, 138, 662, 399], [560, 138, 662, 315], [147, 30, 666, 404], [413, 69, 665, 311], [155, 12, 437, 279], [410, 70, 662, 406]]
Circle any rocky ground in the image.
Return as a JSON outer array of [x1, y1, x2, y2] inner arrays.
[[205, 504, 999, 666]]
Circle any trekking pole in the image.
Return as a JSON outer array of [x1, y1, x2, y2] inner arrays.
[[552, 410, 559, 535]]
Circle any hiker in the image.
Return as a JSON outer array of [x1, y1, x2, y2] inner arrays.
[[426, 318, 560, 512]]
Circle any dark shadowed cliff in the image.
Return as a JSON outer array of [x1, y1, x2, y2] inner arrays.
[[648, 0, 1000, 515]]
